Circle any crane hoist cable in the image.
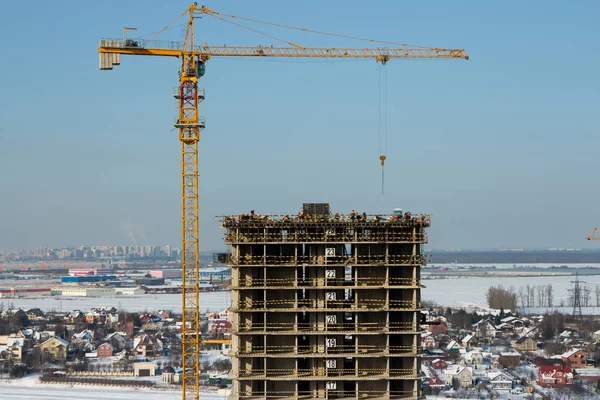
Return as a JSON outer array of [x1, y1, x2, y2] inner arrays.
[[378, 63, 388, 195]]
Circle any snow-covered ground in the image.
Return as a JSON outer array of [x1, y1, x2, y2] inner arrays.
[[0, 291, 231, 312], [0, 375, 230, 400]]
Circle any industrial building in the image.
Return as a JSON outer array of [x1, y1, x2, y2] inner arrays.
[[0, 287, 51, 298], [149, 269, 182, 279], [61, 275, 116, 283], [222, 204, 430, 399]]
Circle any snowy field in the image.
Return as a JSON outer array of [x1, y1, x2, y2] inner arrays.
[[421, 274, 600, 307], [0, 375, 230, 400], [1, 291, 231, 312], [4, 273, 600, 312]]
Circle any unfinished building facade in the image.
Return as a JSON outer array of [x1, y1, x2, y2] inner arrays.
[[221, 204, 430, 399]]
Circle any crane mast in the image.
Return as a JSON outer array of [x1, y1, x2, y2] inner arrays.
[[98, 3, 467, 400]]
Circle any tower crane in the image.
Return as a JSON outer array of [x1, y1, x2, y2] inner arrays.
[[98, 4, 468, 400]]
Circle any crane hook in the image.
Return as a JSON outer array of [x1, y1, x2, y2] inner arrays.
[[379, 155, 386, 166]]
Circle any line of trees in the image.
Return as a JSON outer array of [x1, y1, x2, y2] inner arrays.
[[517, 284, 554, 308]]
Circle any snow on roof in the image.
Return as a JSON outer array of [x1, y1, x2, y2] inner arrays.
[[446, 340, 458, 349], [461, 334, 474, 343], [515, 336, 532, 344], [562, 348, 584, 358], [488, 371, 513, 381], [574, 368, 600, 377], [501, 316, 518, 323], [500, 352, 520, 357]]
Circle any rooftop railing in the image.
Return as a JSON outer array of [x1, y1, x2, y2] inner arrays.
[[232, 299, 418, 311], [235, 390, 417, 399], [235, 321, 417, 334], [233, 277, 419, 289], [234, 344, 418, 356], [236, 367, 417, 379], [225, 231, 427, 244], [229, 254, 427, 266]]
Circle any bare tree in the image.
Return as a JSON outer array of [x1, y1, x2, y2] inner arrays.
[[546, 284, 553, 307], [526, 285, 535, 308], [538, 285, 550, 307], [596, 285, 600, 307], [583, 285, 592, 307], [518, 287, 527, 308]]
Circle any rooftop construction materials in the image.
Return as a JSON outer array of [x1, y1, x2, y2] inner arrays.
[[221, 205, 430, 399]]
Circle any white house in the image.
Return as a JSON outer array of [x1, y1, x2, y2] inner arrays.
[[488, 370, 514, 391], [475, 320, 497, 340], [465, 351, 483, 365], [444, 366, 473, 388]]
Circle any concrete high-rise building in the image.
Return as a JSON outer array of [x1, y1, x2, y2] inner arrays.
[[222, 204, 430, 399]]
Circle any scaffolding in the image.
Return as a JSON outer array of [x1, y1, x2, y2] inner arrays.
[[221, 209, 430, 399]]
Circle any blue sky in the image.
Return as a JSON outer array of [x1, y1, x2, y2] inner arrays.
[[1, 1, 599, 251]]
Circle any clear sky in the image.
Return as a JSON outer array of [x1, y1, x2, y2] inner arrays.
[[1, 1, 599, 251]]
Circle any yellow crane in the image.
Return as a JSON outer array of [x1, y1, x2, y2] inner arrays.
[[98, 3, 468, 400]]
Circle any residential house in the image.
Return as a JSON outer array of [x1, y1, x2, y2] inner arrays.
[[561, 349, 587, 368], [104, 332, 128, 351], [124, 315, 135, 336], [36, 337, 70, 361], [593, 330, 600, 343], [142, 321, 158, 333], [445, 340, 461, 351], [475, 320, 497, 341], [210, 320, 232, 337], [500, 316, 527, 330], [444, 366, 473, 388], [498, 352, 521, 368], [427, 376, 445, 388], [25, 308, 45, 321], [431, 358, 447, 370], [538, 365, 573, 386], [0, 334, 24, 360], [97, 342, 114, 358], [464, 351, 483, 365], [133, 334, 163, 357], [514, 336, 537, 352], [217, 309, 231, 322], [488, 371, 514, 391], [496, 322, 515, 334], [422, 334, 437, 350], [72, 329, 94, 341], [461, 334, 475, 348], [428, 316, 448, 335]]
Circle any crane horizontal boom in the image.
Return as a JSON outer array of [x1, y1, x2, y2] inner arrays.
[[99, 39, 468, 69]]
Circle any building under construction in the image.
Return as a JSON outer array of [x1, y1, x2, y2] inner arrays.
[[221, 204, 430, 399]]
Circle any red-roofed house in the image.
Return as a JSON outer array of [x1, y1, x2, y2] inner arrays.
[[538, 365, 573, 386], [97, 343, 114, 358], [427, 376, 445, 387], [431, 359, 447, 370]]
